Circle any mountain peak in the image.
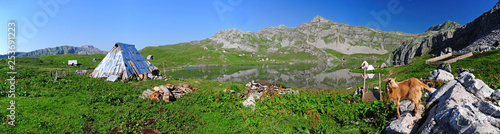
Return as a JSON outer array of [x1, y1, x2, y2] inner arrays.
[[311, 15, 332, 23], [425, 20, 461, 32]]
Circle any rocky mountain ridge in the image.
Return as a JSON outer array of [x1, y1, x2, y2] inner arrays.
[[393, 1, 500, 65], [209, 15, 421, 63], [0, 45, 107, 58]]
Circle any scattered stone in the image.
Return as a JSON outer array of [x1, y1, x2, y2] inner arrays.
[[443, 47, 453, 54], [381, 63, 388, 68], [243, 80, 299, 99], [242, 96, 256, 107], [385, 100, 425, 134], [223, 89, 235, 93], [437, 63, 452, 73], [428, 69, 454, 82], [456, 68, 474, 74]]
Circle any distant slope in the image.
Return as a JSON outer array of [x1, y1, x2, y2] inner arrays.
[[140, 39, 319, 69], [142, 15, 434, 68], [0, 45, 107, 58]]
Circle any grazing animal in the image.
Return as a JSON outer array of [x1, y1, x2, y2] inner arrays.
[[385, 78, 431, 119]]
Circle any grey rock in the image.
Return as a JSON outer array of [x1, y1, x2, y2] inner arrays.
[[385, 100, 425, 134], [456, 72, 476, 87], [456, 68, 474, 74], [466, 79, 494, 99], [429, 87, 437, 94], [437, 63, 452, 73], [420, 103, 500, 134], [492, 90, 500, 100], [428, 69, 454, 82], [418, 78, 500, 133], [474, 101, 500, 117], [443, 47, 453, 54], [381, 63, 388, 68], [420, 81, 480, 133], [223, 89, 235, 93], [423, 88, 437, 100], [242, 96, 256, 107]]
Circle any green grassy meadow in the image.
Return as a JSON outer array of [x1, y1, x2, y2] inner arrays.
[[0, 48, 498, 133]]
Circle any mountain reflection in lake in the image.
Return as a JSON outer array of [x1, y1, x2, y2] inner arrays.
[[164, 63, 383, 90]]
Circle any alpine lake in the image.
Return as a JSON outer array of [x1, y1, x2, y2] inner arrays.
[[163, 62, 385, 90]]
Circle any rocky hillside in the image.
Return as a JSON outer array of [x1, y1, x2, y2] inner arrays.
[[0, 45, 107, 58], [393, 1, 500, 65], [392, 20, 461, 65], [210, 15, 419, 62]]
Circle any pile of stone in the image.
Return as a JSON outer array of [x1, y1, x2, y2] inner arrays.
[[241, 80, 299, 108], [243, 80, 299, 98], [140, 83, 197, 102]]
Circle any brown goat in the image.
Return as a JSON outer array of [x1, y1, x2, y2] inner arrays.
[[386, 78, 430, 119]]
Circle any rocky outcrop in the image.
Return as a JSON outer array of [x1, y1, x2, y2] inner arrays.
[[421, 73, 498, 133], [439, 1, 500, 53], [210, 15, 417, 62], [393, 1, 500, 65], [392, 23, 457, 65], [385, 71, 500, 133]]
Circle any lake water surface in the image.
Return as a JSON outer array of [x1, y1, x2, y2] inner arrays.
[[164, 62, 383, 90]]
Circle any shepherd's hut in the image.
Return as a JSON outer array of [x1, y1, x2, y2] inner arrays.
[[91, 42, 159, 80]]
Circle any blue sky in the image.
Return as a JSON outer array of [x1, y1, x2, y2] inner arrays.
[[0, 0, 497, 54]]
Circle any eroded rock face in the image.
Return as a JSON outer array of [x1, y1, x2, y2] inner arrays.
[[416, 72, 500, 133], [419, 102, 500, 134], [393, 1, 500, 65]]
